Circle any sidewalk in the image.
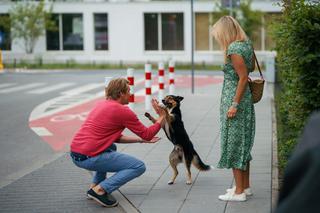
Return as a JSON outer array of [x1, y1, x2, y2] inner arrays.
[[0, 81, 275, 213]]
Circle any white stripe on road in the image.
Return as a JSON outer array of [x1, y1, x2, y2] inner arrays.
[[0, 83, 46, 93], [27, 83, 75, 94], [31, 127, 53, 136], [29, 77, 145, 121], [0, 83, 16, 89], [61, 83, 104, 95]]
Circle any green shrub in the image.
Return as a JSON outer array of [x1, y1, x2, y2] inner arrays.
[[274, 0, 320, 169]]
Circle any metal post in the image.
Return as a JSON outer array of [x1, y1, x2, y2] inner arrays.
[[191, 0, 194, 94]]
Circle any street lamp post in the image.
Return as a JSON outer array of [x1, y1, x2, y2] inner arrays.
[[191, 0, 194, 94]]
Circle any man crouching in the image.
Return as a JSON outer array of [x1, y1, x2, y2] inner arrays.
[[70, 78, 166, 207]]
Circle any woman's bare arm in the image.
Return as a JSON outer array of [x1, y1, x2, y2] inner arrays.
[[227, 54, 248, 118], [231, 54, 248, 104]]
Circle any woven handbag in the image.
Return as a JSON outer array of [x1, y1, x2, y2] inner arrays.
[[248, 51, 265, 104]]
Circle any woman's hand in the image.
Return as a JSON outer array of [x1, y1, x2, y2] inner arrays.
[[141, 136, 161, 144], [227, 106, 237, 119]]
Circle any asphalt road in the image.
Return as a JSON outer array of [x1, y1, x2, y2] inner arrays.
[[0, 70, 129, 188]]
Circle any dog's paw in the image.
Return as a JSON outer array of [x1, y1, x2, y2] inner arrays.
[[210, 165, 215, 170], [168, 181, 174, 185], [186, 181, 192, 185]]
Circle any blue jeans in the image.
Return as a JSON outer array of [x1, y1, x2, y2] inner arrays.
[[71, 144, 146, 193]]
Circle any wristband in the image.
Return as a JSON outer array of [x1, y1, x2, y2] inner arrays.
[[231, 101, 239, 109]]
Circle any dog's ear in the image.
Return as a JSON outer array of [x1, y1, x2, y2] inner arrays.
[[175, 96, 184, 102]]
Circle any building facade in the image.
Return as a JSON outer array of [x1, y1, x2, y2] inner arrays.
[[0, 0, 281, 65]]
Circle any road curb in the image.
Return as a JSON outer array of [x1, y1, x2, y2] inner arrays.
[[114, 190, 140, 213], [270, 84, 279, 212]]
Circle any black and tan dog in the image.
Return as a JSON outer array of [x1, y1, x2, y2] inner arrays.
[[145, 95, 212, 185]]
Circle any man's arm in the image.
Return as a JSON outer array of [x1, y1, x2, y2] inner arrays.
[[121, 99, 166, 141], [116, 135, 161, 144]]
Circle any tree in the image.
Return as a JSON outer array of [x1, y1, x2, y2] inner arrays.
[[211, 0, 263, 42], [5, 0, 56, 54]]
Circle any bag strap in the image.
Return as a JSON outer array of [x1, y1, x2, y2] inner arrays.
[[253, 50, 264, 80]]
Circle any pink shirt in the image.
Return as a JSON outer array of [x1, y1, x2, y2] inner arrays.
[[70, 99, 161, 156]]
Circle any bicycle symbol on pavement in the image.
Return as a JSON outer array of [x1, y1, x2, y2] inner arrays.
[[50, 111, 89, 122]]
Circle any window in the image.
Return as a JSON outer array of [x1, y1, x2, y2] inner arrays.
[[195, 13, 209, 51], [46, 14, 59, 50], [94, 14, 108, 50], [162, 13, 184, 50], [63, 14, 83, 50], [144, 13, 184, 51], [0, 14, 11, 51], [195, 12, 280, 51], [251, 24, 262, 50], [195, 13, 220, 51], [144, 13, 158, 50], [46, 13, 83, 51]]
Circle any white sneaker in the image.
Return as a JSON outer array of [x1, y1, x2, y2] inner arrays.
[[226, 186, 253, 196], [219, 191, 246, 202]]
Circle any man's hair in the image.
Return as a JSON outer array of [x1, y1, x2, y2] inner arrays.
[[105, 78, 129, 100]]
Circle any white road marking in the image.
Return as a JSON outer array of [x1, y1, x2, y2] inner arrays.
[[29, 77, 146, 121], [61, 83, 104, 95], [27, 83, 75, 94], [0, 83, 46, 93], [0, 83, 16, 89], [31, 127, 53, 136]]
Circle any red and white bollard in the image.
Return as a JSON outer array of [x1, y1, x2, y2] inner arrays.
[[169, 60, 175, 95], [158, 62, 165, 102], [145, 64, 152, 111], [127, 68, 135, 110]]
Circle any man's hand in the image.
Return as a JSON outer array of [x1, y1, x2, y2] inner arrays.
[[151, 98, 166, 127], [151, 98, 161, 114], [141, 136, 161, 144]]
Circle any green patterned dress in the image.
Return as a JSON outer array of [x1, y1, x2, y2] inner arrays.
[[217, 40, 255, 171]]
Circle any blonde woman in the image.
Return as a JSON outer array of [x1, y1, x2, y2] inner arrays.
[[211, 16, 255, 202]]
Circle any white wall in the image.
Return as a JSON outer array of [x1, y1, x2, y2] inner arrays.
[[0, 1, 281, 64]]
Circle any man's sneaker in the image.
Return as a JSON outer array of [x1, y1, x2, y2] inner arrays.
[[219, 191, 246, 202], [226, 186, 253, 196], [86, 191, 93, 200], [87, 189, 119, 207]]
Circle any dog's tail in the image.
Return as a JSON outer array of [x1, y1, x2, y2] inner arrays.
[[192, 150, 212, 171]]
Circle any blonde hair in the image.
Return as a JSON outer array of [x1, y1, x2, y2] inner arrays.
[[211, 16, 247, 61], [105, 78, 129, 100]]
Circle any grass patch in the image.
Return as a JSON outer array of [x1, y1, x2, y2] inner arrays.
[[3, 62, 223, 71]]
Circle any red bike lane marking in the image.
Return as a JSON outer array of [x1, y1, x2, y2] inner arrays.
[[174, 75, 223, 87], [29, 75, 223, 152]]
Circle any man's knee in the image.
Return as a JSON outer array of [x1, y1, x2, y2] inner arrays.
[[136, 161, 146, 175]]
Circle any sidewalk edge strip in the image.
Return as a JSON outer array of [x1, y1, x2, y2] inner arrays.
[[271, 84, 279, 212], [114, 190, 140, 213]]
